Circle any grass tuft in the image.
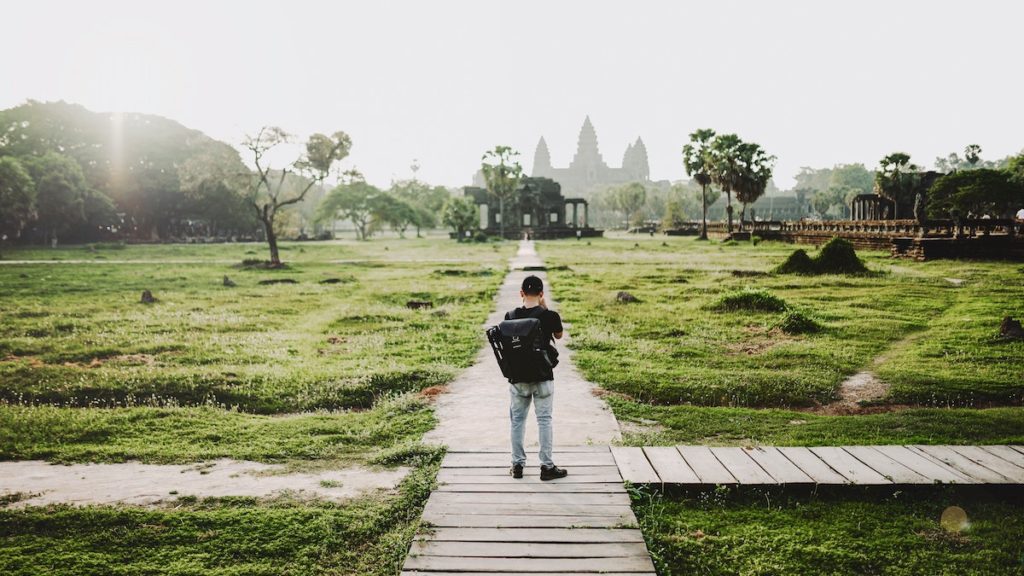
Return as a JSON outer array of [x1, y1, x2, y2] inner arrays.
[[710, 288, 788, 312]]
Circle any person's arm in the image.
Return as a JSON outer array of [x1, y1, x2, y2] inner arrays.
[[550, 311, 564, 339]]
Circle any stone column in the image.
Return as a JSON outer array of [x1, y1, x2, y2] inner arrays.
[[584, 202, 589, 228], [572, 202, 579, 228]]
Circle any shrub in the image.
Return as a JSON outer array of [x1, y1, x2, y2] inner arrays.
[[775, 238, 867, 275], [816, 238, 867, 274], [774, 309, 824, 334], [711, 288, 788, 312], [774, 249, 817, 274]]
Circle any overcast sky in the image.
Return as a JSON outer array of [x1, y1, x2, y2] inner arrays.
[[3, 0, 1022, 189]]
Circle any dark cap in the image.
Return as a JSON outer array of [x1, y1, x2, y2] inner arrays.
[[521, 275, 543, 295]]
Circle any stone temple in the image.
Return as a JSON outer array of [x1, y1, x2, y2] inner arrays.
[[472, 116, 652, 198]]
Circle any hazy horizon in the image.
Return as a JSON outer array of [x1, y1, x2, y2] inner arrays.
[[2, 0, 1022, 189]]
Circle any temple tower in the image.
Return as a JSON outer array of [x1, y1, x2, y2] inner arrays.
[[569, 116, 606, 179], [623, 136, 650, 181], [532, 136, 553, 177]]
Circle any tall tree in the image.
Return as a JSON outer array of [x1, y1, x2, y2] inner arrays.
[[243, 127, 351, 265], [480, 146, 522, 239], [927, 169, 1021, 219], [734, 142, 776, 230], [0, 157, 36, 251], [710, 133, 743, 233], [682, 128, 716, 240]]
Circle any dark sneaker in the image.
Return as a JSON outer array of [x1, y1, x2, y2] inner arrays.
[[540, 465, 568, 481], [510, 463, 523, 479]]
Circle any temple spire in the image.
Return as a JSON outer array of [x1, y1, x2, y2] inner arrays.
[[532, 136, 552, 176], [570, 115, 604, 170]]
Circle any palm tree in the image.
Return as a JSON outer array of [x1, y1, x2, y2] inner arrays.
[[710, 134, 743, 234], [734, 142, 776, 231], [875, 152, 919, 219], [682, 128, 716, 240]]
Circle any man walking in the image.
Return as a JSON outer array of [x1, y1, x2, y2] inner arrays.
[[507, 275, 569, 481]]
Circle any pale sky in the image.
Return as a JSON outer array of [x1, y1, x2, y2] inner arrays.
[[3, 0, 1022, 189]]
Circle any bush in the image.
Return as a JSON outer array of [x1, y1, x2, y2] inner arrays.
[[774, 249, 817, 274], [775, 238, 867, 275], [774, 309, 824, 334], [711, 288, 788, 312]]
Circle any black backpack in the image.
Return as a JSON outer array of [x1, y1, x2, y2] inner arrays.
[[486, 307, 558, 384]]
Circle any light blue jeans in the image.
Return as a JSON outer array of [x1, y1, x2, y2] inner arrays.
[[510, 380, 554, 467]]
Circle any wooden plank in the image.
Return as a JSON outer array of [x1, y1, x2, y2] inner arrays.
[[910, 445, 1013, 483], [423, 502, 634, 517], [710, 447, 777, 484], [642, 446, 701, 484], [745, 447, 814, 484], [417, 527, 645, 543], [438, 465, 620, 477], [420, 513, 634, 528], [610, 447, 659, 483], [403, 572, 655, 576], [443, 453, 616, 468], [403, 555, 655, 573], [1009, 445, 1024, 456], [438, 473, 623, 484], [842, 446, 931, 484], [809, 447, 891, 484], [428, 491, 630, 506], [445, 446, 611, 453], [978, 445, 1024, 469], [676, 446, 736, 484], [436, 483, 626, 493], [776, 446, 850, 484], [871, 446, 976, 484], [948, 446, 1024, 482], [408, 540, 650, 558]]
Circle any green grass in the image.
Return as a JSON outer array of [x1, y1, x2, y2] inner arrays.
[[541, 237, 1024, 409], [0, 394, 434, 464], [632, 485, 1024, 576], [0, 239, 513, 413], [610, 398, 1024, 446], [0, 449, 444, 576]]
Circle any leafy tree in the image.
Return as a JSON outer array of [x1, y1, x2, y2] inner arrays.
[[875, 152, 920, 218], [662, 183, 702, 229], [0, 157, 35, 250], [372, 192, 418, 238], [710, 133, 743, 233], [829, 163, 874, 195], [441, 196, 478, 241], [793, 187, 814, 216], [388, 179, 449, 237], [811, 190, 834, 218], [682, 128, 716, 239], [927, 169, 1022, 219], [480, 146, 522, 239], [21, 152, 89, 244], [242, 127, 351, 265], [1007, 153, 1024, 187], [611, 182, 647, 227], [317, 178, 381, 241]]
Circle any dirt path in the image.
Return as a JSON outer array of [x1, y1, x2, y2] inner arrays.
[[0, 459, 408, 508], [422, 240, 621, 450]]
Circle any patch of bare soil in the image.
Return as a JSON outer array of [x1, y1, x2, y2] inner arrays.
[[0, 460, 409, 508]]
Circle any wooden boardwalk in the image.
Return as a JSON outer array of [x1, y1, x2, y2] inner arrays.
[[612, 445, 1024, 485], [402, 444, 1024, 574], [403, 446, 656, 575]]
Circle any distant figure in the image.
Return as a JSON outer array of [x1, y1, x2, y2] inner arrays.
[[1016, 207, 1024, 221], [504, 275, 567, 481]]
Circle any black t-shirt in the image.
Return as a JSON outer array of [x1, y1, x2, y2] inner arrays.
[[505, 306, 563, 370]]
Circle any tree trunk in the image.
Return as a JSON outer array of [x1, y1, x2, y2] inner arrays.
[[262, 217, 281, 266], [499, 196, 505, 240], [739, 203, 746, 232], [726, 192, 734, 233], [699, 184, 708, 240]]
